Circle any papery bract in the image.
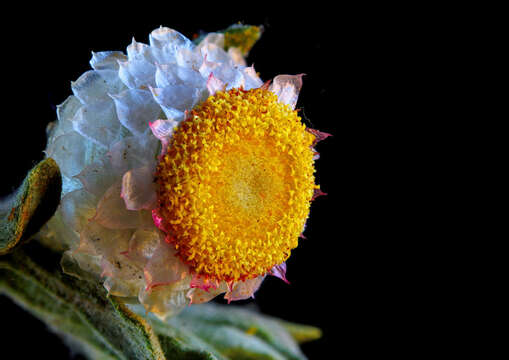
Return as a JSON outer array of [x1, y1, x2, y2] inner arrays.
[[42, 25, 327, 319]]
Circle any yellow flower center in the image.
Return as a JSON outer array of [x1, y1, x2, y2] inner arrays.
[[156, 88, 316, 282]]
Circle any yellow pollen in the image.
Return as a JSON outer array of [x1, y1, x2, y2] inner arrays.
[[156, 88, 316, 282]]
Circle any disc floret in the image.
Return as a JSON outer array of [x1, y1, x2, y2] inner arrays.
[[156, 88, 316, 282]]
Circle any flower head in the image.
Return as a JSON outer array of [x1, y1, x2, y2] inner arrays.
[[42, 25, 328, 318], [155, 87, 315, 284]]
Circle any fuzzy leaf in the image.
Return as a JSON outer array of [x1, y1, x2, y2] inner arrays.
[[222, 24, 263, 56], [0, 242, 166, 360], [0, 242, 320, 359], [273, 319, 323, 344], [0, 158, 62, 255], [195, 24, 262, 56], [160, 304, 316, 360]]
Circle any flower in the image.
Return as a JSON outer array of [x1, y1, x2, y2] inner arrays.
[[42, 25, 329, 319]]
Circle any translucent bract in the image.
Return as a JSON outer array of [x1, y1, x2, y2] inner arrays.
[[41, 26, 325, 318]]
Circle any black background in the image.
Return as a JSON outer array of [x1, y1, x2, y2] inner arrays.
[[0, 6, 412, 360]]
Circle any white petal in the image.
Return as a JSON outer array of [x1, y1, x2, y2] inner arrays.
[[228, 47, 246, 66], [48, 95, 81, 144], [206, 73, 225, 96], [149, 27, 193, 50], [79, 219, 132, 255], [269, 262, 290, 284], [224, 276, 266, 302], [104, 276, 143, 297], [155, 63, 179, 88], [149, 119, 179, 141], [102, 253, 143, 281], [174, 66, 205, 88], [199, 56, 220, 78], [121, 165, 157, 211], [215, 64, 245, 89], [155, 63, 205, 89], [90, 51, 127, 71], [111, 88, 161, 135], [187, 282, 228, 305], [75, 157, 120, 198], [61, 250, 102, 279], [125, 228, 162, 265], [40, 208, 80, 249], [139, 278, 190, 320], [200, 43, 232, 65], [198, 33, 224, 48], [175, 47, 203, 69], [150, 85, 202, 114], [149, 27, 193, 64], [47, 131, 88, 178], [118, 59, 156, 89], [144, 240, 189, 289], [127, 38, 154, 62], [107, 133, 158, 174], [71, 70, 125, 105], [72, 100, 122, 148], [118, 61, 137, 89], [60, 189, 98, 233], [94, 181, 153, 230], [57, 95, 82, 123], [149, 119, 180, 155], [61, 175, 83, 196], [269, 74, 304, 109], [242, 66, 263, 90]]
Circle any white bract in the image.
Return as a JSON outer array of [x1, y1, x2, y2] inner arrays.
[[42, 26, 303, 319]]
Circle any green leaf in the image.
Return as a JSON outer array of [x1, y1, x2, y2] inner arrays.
[[195, 24, 263, 57], [0, 158, 62, 255], [0, 242, 166, 360], [222, 24, 263, 56], [0, 242, 320, 359], [161, 304, 316, 360], [273, 320, 322, 344]]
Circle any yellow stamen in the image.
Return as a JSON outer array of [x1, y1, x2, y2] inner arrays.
[[156, 88, 315, 282]]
